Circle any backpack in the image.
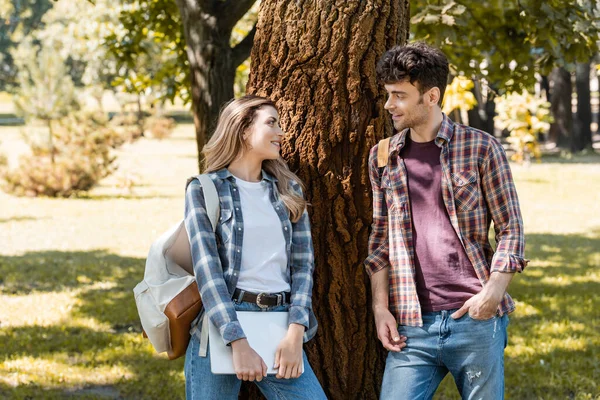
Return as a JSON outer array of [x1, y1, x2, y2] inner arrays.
[[133, 174, 220, 360], [377, 137, 391, 169]]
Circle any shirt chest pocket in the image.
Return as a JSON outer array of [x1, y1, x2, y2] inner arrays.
[[217, 208, 234, 243], [381, 171, 408, 215], [451, 170, 480, 212]]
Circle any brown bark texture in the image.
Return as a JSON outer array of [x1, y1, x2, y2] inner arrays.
[[246, 1, 409, 398]]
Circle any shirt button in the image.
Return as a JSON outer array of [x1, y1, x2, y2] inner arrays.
[[284, 227, 288, 230], [236, 207, 239, 211], [276, 206, 280, 210], [233, 188, 237, 191], [233, 272, 237, 276], [238, 227, 242, 231], [237, 249, 240, 253]]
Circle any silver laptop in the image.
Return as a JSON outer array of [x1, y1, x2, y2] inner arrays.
[[208, 311, 303, 375]]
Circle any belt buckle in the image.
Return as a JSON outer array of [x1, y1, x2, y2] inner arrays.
[[256, 293, 269, 309]]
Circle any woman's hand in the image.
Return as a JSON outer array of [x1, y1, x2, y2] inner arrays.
[[274, 323, 304, 379], [231, 338, 267, 381]]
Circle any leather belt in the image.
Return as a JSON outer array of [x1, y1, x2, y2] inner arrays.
[[233, 288, 291, 309]]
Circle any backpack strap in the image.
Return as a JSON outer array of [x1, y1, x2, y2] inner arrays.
[[377, 138, 391, 168], [187, 174, 220, 358], [195, 174, 220, 232]]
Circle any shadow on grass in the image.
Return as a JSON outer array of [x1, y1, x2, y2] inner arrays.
[[0, 250, 143, 295], [0, 216, 45, 224], [2, 232, 599, 399], [0, 325, 185, 399], [506, 232, 599, 398], [539, 152, 600, 164], [73, 194, 180, 201], [0, 250, 186, 399]]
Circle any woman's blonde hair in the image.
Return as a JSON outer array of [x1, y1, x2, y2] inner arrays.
[[202, 95, 307, 222]]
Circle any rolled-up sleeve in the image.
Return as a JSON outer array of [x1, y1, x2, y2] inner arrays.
[[481, 139, 528, 273], [365, 145, 390, 276], [185, 179, 245, 345], [288, 183, 315, 332]]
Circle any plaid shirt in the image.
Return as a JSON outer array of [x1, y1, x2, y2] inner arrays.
[[365, 114, 527, 327], [185, 168, 317, 345]]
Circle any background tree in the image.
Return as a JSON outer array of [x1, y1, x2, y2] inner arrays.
[[574, 61, 593, 152], [548, 67, 574, 151], [12, 39, 78, 163], [247, 1, 409, 398], [108, 0, 258, 169], [411, 0, 600, 150]]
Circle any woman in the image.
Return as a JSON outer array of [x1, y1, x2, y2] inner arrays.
[[184, 95, 326, 399]]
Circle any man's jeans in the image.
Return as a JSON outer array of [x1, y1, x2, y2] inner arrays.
[[184, 302, 326, 400], [380, 309, 509, 400]]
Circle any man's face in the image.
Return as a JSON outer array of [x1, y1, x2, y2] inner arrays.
[[384, 80, 430, 132]]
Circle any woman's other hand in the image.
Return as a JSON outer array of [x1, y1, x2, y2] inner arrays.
[[274, 323, 304, 379], [231, 338, 267, 381]]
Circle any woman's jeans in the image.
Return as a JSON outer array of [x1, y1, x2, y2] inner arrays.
[[184, 301, 327, 400], [380, 310, 509, 400]]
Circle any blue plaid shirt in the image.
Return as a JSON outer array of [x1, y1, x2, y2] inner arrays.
[[185, 168, 318, 345]]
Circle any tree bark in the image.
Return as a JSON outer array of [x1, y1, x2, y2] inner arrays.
[[174, 0, 256, 171], [247, 1, 410, 399], [549, 67, 573, 151], [575, 61, 593, 152]]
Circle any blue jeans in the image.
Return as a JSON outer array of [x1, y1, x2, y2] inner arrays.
[[380, 310, 508, 400], [184, 302, 327, 400]]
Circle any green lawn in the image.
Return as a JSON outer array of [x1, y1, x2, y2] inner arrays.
[[0, 126, 599, 399]]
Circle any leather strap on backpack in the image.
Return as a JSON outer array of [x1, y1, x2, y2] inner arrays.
[[377, 137, 391, 168]]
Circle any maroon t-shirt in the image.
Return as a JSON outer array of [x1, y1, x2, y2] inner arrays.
[[401, 137, 482, 312]]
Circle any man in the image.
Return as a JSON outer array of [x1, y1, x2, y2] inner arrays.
[[365, 42, 527, 399]]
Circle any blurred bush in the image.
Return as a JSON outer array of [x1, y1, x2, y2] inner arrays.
[[494, 90, 553, 164], [144, 116, 176, 140], [0, 111, 124, 197]]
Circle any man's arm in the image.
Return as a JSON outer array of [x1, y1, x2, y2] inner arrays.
[[371, 267, 406, 352], [365, 145, 406, 351], [452, 137, 527, 320]]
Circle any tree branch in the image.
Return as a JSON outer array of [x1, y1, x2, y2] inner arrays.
[[232, 23, 256, 67], [218, 0, 257, 32]]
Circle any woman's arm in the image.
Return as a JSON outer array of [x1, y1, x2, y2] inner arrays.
[[184, 179, 245, 345]]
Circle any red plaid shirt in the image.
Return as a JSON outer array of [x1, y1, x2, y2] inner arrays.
[[365, 114, 527, 327]]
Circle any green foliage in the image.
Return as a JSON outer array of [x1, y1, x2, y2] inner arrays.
[[494, 90, 552, 163], [0, 0, 53, 92], [102, 0, 189, 104], [104, 0, 259, 104], [0, 111, 121, 197], [411, 0, 600, 92]]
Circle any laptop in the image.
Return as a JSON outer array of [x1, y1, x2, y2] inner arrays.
[[208, 311, 303, 375]]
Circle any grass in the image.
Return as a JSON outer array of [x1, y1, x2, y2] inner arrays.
[[1, 125, 599, 399]]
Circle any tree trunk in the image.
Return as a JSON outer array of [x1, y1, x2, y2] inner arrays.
[[575, 61, 593, 152], [247, 1, 410, 399], [549, 67, 574, 150], [137, 93, 145, 137], [467, 79, 484, 130], [485, 86, 497, 137], [174, 0, 256, 172], [47, 119, 55, 164]]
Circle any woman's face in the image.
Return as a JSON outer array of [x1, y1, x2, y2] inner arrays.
[[244, 106, 284, 161]]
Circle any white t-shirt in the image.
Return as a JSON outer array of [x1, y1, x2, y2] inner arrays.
[[235, 177, 290, 293]]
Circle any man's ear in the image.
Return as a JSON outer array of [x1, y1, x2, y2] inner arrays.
[[428, 87, 441, 106]]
